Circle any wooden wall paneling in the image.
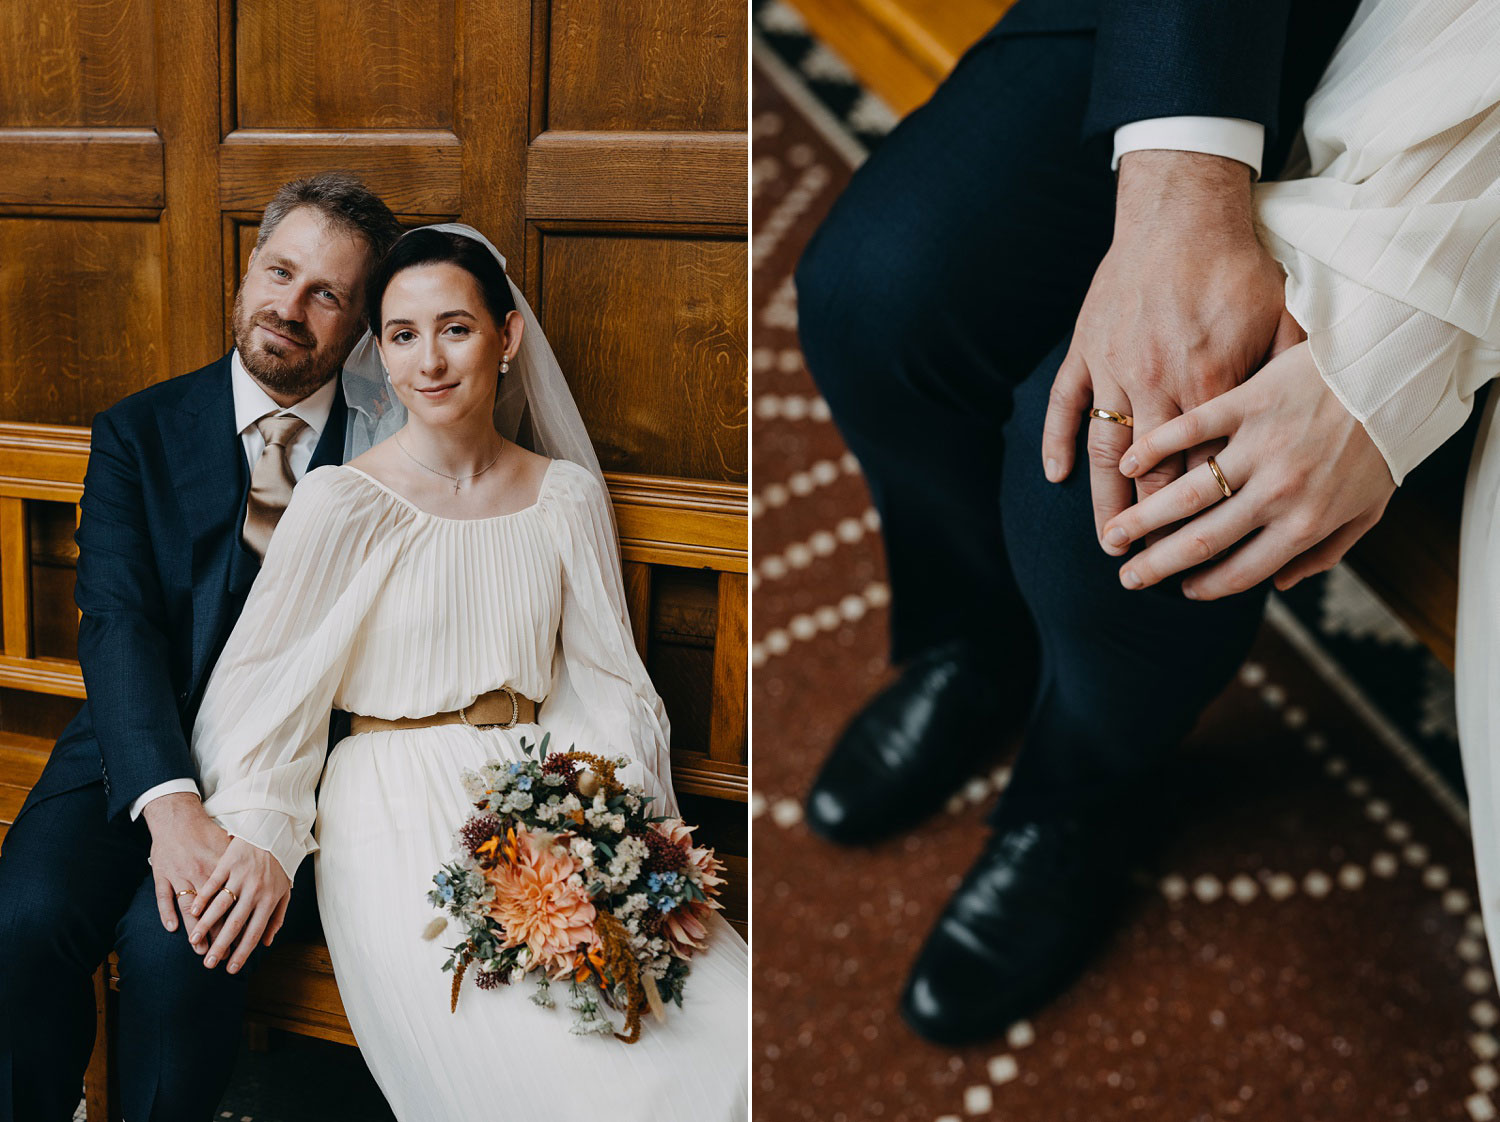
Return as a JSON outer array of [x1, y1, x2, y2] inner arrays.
[[545, 0, 748, 131], [525, 132, 747, 225], [0, 218, 166, 426], [155, 0, 225, 375], [460, 0, 531, 289], [224, 216, 256, 351], [708, 572, 746, 765], [0, 499, 32, 657], [235, 1, 456, 130], [217, 132, 463, 216], [623, 560, 653, 660], [0, 0, 157, 129], [0, 131, 164, 209], [538, 230, 748, 482]]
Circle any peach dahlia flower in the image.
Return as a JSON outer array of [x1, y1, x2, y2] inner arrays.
[[485, 826, 597, 971]]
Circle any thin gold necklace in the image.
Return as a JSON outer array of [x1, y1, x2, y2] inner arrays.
[[394, 434, 505, 495]]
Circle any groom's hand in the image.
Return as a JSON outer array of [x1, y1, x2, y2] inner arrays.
[[187, 837, 292, 974], [1041, 149, 1305, 544], [142, 792, 231, 935]]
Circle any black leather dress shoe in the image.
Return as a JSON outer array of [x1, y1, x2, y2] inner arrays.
[[804, 639, 1031, 845], [900, 807, 1140, 1046]]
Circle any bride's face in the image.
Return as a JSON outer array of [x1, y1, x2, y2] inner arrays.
[[376, 263, 521, 427]]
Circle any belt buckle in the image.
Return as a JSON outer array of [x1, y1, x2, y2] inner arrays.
[[459, 684, 519, 731]]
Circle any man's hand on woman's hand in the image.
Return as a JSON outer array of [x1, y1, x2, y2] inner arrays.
[[142, 791, 231, 936], [1101, 340, 1396, 599], [1041, 149, 1306, 544], [187, 837, 292, 974]]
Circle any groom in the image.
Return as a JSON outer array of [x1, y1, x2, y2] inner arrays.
[[795, 0, 1368, 1045], [0, 172, 401, 1120]]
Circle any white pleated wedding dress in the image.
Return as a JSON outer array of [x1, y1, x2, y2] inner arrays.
[[191, 459, 748, 1122]]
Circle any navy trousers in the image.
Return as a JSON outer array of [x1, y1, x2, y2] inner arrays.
[[795, 26, 1346, 821], [0, 780, 315, 1121]]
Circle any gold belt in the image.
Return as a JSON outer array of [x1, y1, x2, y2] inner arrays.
[[349, 686, 538, 735]]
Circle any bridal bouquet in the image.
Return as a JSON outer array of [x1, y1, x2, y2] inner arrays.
[[425, 734, 725, 1042]]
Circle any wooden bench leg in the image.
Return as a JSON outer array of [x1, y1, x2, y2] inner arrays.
[[84, 964, 119, 1122]]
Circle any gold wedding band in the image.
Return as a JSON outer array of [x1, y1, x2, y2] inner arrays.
[[1207, 456, 1233, 499], [1087, 408, 1134, 428], [220, 889, 238, 904], [176, 889, 196, 898]]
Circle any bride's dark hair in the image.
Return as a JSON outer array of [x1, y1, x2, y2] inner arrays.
[[366, 228, 518, 334]]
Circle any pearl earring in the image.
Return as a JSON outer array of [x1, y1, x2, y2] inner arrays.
[[500, 357, 510, 375]]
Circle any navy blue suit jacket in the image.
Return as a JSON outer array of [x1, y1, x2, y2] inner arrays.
[[25, 354, 348, 823], [990, 0, 1358, 178]]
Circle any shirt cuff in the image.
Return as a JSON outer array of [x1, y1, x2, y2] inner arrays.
[[130, 779, 201, 821], [1113, 116, 1266, 179], [214, 808, 311, 884]]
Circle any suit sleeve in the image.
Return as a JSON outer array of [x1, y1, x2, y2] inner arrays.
[[1082, 0, 1293, 147], [74, 410, 194, 820]]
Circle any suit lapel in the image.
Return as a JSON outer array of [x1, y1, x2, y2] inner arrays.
[[310, 394, 349, 470], [160, 354, 246, 693], [164, 365, 352, 696]]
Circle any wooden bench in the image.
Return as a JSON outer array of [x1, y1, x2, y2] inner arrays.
[[782, 0, 1461, 668], [0, 421, 748, 1121]]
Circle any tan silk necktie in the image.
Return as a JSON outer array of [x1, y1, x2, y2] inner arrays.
[[242, 414, 308, 560]]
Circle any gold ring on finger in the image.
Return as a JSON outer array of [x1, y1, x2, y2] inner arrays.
[[1207, 455, 1233, 499], [176, 889, 196, 898], [1087, 407, 1134, 428], [220, 889, 238, 904]]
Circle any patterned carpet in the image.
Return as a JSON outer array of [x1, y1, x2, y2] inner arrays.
[[750, 7, 1491, 1121]]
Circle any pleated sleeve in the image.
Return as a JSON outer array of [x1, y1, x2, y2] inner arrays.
[[192, 466, 407, 881], [1252, 0, 1500, 484], [538, 460, 677, 817]]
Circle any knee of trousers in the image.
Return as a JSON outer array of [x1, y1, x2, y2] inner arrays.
[[114, 915, 255, 1027], [1000, 346, 1265, 674], [794, 170, 1010, 427], [794, 215, 931, 421], [0, 873, 115, 1000]]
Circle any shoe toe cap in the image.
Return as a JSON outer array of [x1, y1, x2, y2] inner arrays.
[[900, 936, 1008, 1045], [804, 782, 869, 842]]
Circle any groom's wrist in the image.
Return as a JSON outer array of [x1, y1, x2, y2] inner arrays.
[[138, 787, 206, 830], [1114, 150, 1256, 245]]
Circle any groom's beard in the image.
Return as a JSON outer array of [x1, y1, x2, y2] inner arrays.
[[232, 286, 362, 401]]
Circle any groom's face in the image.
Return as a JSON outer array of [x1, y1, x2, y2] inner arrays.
[[233, 206, 374, 404]]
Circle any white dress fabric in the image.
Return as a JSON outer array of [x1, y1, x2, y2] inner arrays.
[[1251, 0, 1500, 972], [192, 460, 748, 1121]]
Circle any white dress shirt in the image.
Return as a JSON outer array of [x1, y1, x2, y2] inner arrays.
[[130, 353, 340, 820], [1113, 115, 1266, 178]]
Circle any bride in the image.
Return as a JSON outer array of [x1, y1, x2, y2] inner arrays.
[[182, 223, 748, 1120]]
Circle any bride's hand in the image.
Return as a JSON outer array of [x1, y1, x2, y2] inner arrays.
[[1100, 341, 1396, 599], [187, 837, 292, 973]]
